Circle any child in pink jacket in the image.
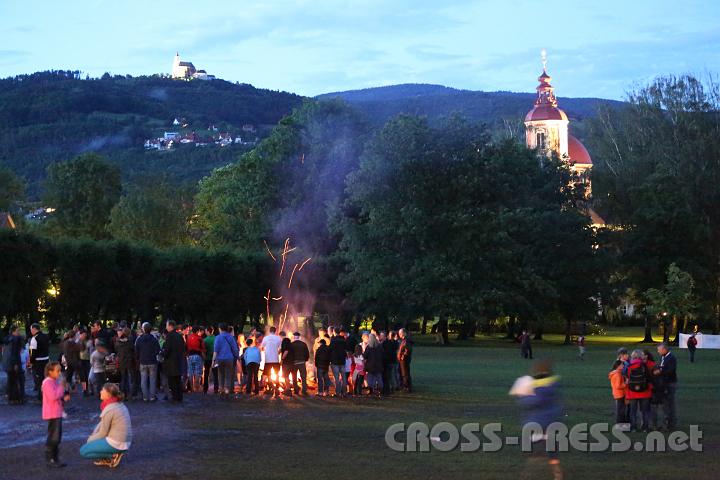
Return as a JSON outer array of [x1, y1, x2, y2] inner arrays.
[[42, 361, 70, 468]]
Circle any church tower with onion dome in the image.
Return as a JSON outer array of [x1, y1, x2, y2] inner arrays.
[[525, 50, 603, 226]]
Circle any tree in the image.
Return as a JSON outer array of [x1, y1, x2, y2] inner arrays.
[[0, 162, 25, 211], [645, 263, 698, 344], [108, 180, 192, 247], [332, 115, 598, 337], [44, 153, 122, 239], [589, 75, 720, 333]]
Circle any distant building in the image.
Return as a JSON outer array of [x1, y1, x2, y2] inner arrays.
[[524, 51, 604, 227], [171, 53, 215, 80]]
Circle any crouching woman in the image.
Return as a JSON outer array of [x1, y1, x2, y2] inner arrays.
[[80, 383, 132, 468]]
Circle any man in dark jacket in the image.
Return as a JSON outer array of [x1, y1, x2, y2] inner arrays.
[[314, 339, 331, 396], [382, 332, 399, 394], [135, 322, 161, 402], [28, 323, 50, 400], [329, 330, 348, 397], [397, 328, 413, 393], [4, 325, 25, 404], [290, 332, 310, 395], [162, 321, 186, 402], [656, 343, 678, 430], [113, 327, 136, 398]]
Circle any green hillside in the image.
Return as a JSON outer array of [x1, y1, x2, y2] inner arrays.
[[0, 71, 305, 197]]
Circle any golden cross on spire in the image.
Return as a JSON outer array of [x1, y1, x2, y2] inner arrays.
[[541, 49, 547, 71]]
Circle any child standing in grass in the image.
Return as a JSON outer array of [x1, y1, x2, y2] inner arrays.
[[42, 361, 70, 468], [577, 335, 586, 360]]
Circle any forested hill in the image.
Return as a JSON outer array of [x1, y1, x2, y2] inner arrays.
[[317, 83, 625, 125], [0, 71, 304, 196]]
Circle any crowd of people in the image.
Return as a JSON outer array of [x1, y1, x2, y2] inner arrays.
[[3, 321, 415, 405], [2, 320, 415, 469], [608, 343, 678, 432]]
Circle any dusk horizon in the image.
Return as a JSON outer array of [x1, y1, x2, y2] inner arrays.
[[3, 0, 720, 100]]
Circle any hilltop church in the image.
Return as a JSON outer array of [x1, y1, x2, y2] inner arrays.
[[524, 53, 604, 226], [171, 52, 215, 80]]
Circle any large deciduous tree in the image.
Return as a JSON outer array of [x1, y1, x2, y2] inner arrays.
[[44, 153, 122, 239], [589, 75, 720, 333], [333, 115, 598, 338], [108, 180, 192, 247]]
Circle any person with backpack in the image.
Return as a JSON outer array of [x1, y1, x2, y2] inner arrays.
[[625, 349, 653, 432], [686, 334, 698, 363]]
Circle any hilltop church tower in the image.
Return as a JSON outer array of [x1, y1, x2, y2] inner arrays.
[[524, 50, 602, 225]]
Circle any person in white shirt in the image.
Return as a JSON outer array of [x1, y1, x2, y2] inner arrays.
[[260, 326, 282, 386]]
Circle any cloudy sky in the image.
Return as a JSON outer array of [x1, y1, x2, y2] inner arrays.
[[2, 0, 718, 99]]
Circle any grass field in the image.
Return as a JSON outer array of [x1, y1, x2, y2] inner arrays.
[[1, 328, 718, 480], [193, 329, 719, 480]]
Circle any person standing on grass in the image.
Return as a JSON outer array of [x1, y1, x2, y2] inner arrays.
[[29, 323, 50, 401], [643, 350, 661, 430], [90, 341, 108, 398], [686, 333, 697, 363], [291, 332, 310, 395], [203, 326, 218, 394], [352, 343, 366, 395], [577, 335, 586, 360], [314, 339, 331, 397], [42, 361, 70, 468], [242, 338, 261, 395], [185, 326, 206, 393], [382, 331, 399, 394], [162, 320, 186, 402], [364, 333, 385, 397], [608, 360, 626, 426], [4, 325, 25, 404], [656, 343, 678, 430], [397, 328, 413, 393], [80, 383, 132, 468], [520, 330, 533, 359], [280, 334, 294, 391], [113, 327, 136, 399], [625, 349, 653, 432], [212, 323, 239, 395], [61, 330, 82, 392], [78, 330, 92, 397], [329, 328, 348, 397], [261, 326, 282, 387], [135, 322, 160, 402]]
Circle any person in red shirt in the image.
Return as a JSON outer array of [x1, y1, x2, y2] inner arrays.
[[185, 326, 206, 393], [625, 349, 653, 432]]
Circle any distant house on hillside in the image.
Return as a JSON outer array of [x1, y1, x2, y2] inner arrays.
[[0, 212, 16, 229], [171, 53, 216, 80]]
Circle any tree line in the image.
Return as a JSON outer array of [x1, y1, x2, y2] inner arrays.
[[2, 74, 718, 342], [0, 230, 270, 337]]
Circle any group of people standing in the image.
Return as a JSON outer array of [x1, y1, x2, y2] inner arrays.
[[4, 320, 415, 405], [608, 342, 678, 432]]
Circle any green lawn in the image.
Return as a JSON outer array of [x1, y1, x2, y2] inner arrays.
[[184, 329, 718, 480]]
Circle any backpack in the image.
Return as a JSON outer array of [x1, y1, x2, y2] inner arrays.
[[687, 336, 697, 348], [627, 363, 648, 392]]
